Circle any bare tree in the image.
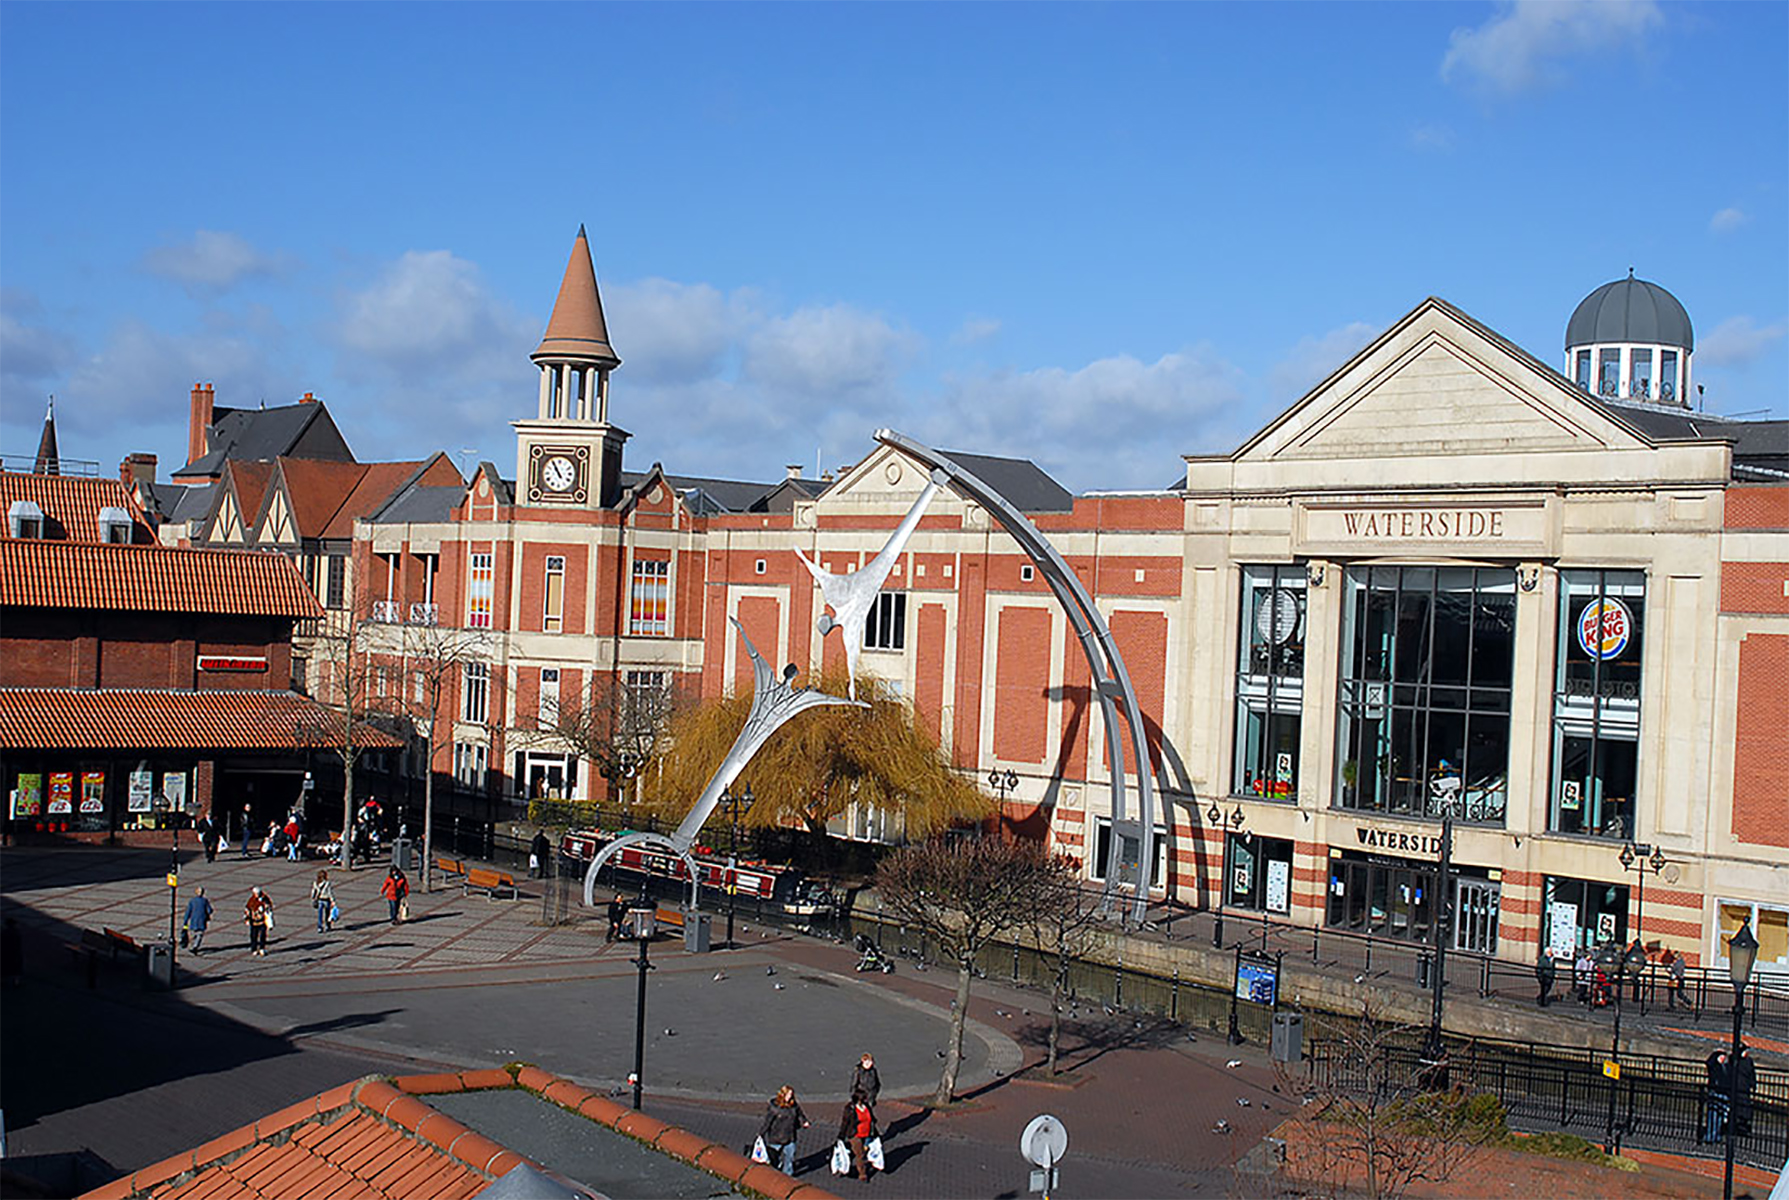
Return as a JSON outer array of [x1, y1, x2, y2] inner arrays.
[[1286, 1006, 1499, 1200], [523, 669, 686, 811], [378, 619, 490, 891], [1032, 868, 1107, 1075], [299, 583, 386, 870], [876, 838, 1067, 1105]]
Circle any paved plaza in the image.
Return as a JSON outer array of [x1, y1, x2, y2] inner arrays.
[[1, 844, 1757, 1198]]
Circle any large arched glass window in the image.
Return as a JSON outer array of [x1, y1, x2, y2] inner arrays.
[[1549, 570, 1645, 839], [1234, 565, 1305, 798]]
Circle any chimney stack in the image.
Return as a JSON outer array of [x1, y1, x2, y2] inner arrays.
[[785, 464, 803, 480], [187, 383, 215, 465], [300, 391, 318, 404], [120, 453, 158, 485]]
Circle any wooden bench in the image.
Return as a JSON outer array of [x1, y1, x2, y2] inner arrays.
[[102, 928, 144, 961], [434, 855, 465, 879], [654, 906, 685, 932], [462, 865, 517, 900]]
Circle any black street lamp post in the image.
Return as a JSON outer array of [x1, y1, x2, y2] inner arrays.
[[628, 891, 658, 1112], [1618, 842, 1668, 1007], [1209, 802, 1246, 949], [1422, 799, 1458, 1070], [1724, 920, 1758, 1200], [1604, 940, 1646, 1153], [987, 769, 1018, 803], [724, 783, 752, 949]]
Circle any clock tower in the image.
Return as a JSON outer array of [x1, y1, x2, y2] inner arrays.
[[515, 226, 629, 508]]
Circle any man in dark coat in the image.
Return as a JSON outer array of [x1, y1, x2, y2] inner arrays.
[[1733, 1045, 1757, 1138], [1703, 1049, 1729, 1143], [851, 1053, 881, 1108], [607, 895, 626, 942], [530, 830, 551, 879], [1535, 953, 1556, 1007]]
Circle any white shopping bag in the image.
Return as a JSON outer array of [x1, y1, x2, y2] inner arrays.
[[865, 1136, 885, 1171], [750, 1137, 769, 1164], [830, 1141, 851, 1176]]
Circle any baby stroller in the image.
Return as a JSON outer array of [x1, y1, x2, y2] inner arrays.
[[855, 934, 895, 974]]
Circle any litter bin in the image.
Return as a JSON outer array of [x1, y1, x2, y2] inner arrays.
[[146, 940, 174, 987], [1416, 950, 1432, 989], [1271, 1011, 1303, 1063], [683, 910, 712, 953], [392, 837, 418, 872]]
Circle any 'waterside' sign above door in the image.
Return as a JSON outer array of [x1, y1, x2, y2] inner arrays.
[[1296, 498, 1554, 556]]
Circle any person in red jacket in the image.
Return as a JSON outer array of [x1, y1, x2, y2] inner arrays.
[[380, 867, 409, 924], [837, 1088, 878, 1181]]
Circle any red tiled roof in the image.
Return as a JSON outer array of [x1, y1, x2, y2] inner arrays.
[[0, 689, 402, 751], [0, 539, 323, 617], [223, 461, 275, 534], [79, 1066, 836, 1200], [0, 472, 151, 542]]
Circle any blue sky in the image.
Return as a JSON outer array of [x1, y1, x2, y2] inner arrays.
[[3, 2, 1784, 492]]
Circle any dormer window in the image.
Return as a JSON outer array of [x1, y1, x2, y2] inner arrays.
[[99, 507, 133, 544], [8, 500, 44, 539]]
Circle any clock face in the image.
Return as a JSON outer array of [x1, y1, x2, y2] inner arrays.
[[542, 455, 578, 493]]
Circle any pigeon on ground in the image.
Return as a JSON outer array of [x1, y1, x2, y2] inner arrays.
[[766, 965, 777, 976], [1237, 1097, 1250, 1107], [1226, 1059, 1243, 1069], [664, 1028, 676, 1036], [774, 982, 786, 990], [995, 1009, 1010, 1018], [1213, 1120, 1231, 1134], [1354, 974, 1366, 984], [713, 971, 726, 981], [936, 1049, 946, 1058]]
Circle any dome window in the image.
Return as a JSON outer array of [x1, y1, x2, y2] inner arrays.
[[8, 499, 44, 539]]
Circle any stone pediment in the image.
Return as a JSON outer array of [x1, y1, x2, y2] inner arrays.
[[1240, 300, 1654, 464], [823, 444, 937, 503]]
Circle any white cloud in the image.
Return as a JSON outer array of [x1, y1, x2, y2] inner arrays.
[[950, 316, 1003, 345], [140, 230, 287, 293], [1268, 321, 1378, 401], [0, 290, 78, 397], [1709, 207, 1750, 234], [742, 304, 920, 397], [605, 278, 750, 385], [920, 349, 1245, 490], [1410, 124, 1456, 153], [1441, 0, 1662, 94], [1698, 315, 1788, 367]]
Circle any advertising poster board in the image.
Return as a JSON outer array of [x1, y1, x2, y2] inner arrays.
[[1266, 859, 1291, 914], [80, 771, 107, 814], [129, 769, 155, 812], [48, 772, 74, 814], [1548, 902, 1578, 959], [11, 773, 44, 819], [163, 772, 187, 810], [1236, 960, 1278, 1006]]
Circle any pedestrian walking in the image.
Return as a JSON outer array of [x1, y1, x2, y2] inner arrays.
[[183, 886, 214, 953], [837, 1088, 879, 1182], [1665, 949, 1690, 1012], [381, 866, 409, 924], [756, 1085, 809, 1176], [310, 870, 336, 933], [607, 895, 626, 942], [2, 916, 23, 986], [530, 830, 550, 879], [198, 813, 219, 862], [245, 887, 274, 957], [1733, 1045, 1756, 1139], [1702, 1049, 1729, 1143], [240, 803, 254, 857], [1534, 952, 1556, 1007], [1574, 948, 1594, 1004], [851, 1052, 881, 1108]]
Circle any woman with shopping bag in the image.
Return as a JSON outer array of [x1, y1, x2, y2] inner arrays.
[[381, 866, 409, 924], [310, 870, 336, 933], [244, 887, 274, 957], [836, 1088, 879, 1181], [755, 1085, 808, 1175]]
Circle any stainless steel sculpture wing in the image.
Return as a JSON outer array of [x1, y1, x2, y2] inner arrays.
[[795, 468, 947, 699]]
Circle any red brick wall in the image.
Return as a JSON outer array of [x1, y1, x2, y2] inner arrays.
[[1732, 632, 1789, 848], [915, 602, 947, 740], [1726, 486, 1789, 529], [735, 596, 780, 694], [993, 606, 1052, 763], [953, 556, 987, 770], [1720, 562, 1789, 614], [1056, 627, 1092, 781], [1108, 610, 1168, 775], [98, 637, 171, 688]]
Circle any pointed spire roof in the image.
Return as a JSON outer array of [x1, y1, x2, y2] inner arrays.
[[531, 225, 620, 369], [34, 397, 60, 476]]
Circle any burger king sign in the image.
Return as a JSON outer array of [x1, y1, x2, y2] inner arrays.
[[1576, 597, 1632, 661]]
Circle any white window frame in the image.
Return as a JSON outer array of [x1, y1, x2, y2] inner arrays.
[[539, 667, 561, 729], [863, 591, 907, 651], [543, 555, 566, 632], [467, 552, 494, 629], [1087, 816, 1168, 889], [462, 661, 489, 724]]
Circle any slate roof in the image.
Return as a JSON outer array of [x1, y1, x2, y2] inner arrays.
[[175, 403, 350, 480], [78, 1066, 832, 1200], [1566, 275, 1694, 351], [0, 540, 322, 617], [374, 484, 468, 524], [0, 472, 152, 542], [0, 689, 401, 752], [938, 449, 1074, 512], [136, 480, 208, 525], [1592, 401, 1789, 476]]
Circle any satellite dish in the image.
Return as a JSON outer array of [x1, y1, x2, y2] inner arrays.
[[1020, 1114, 1068, 1168]]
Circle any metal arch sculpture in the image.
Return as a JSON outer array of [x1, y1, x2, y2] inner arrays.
[[874, 429, 1161, 923], [582, 618, 867, 911], [795, 469, 947, 700]]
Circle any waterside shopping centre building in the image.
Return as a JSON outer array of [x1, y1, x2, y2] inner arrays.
[[27, 232, 1787, 976]]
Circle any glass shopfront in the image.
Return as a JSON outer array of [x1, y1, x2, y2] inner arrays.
[[1234, 566, 1305, 799], [1326, 848, 1499, 953], [1225, 832, 1294, 913], [1542, 875, 1629, 957], [1549, 570, 1645, 839], [6, 757, 195, 835]]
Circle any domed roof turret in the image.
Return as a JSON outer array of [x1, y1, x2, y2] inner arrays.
[[1566, 272, 1693, 352]]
